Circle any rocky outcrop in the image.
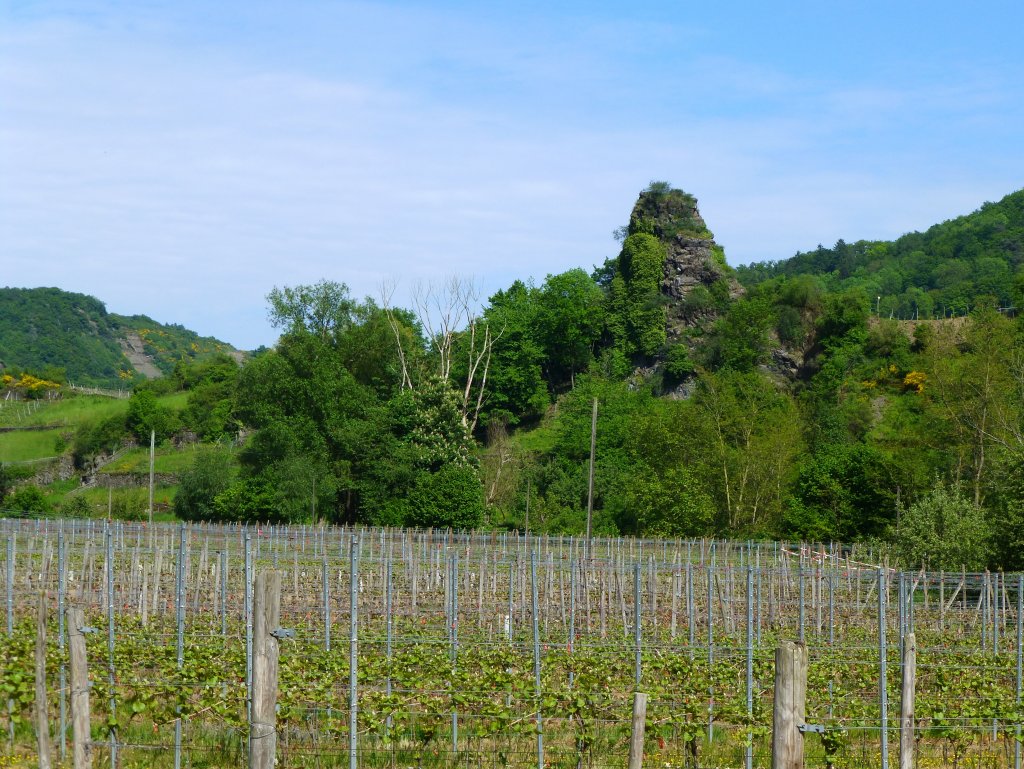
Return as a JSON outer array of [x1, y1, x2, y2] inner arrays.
[[763, 347, 803, 381], [662, 235, 745, 339], [627, 186, 744, 340]]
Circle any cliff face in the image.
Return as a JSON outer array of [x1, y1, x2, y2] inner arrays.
[[662, 234, 745, 339], [626, 185, 744, 342]]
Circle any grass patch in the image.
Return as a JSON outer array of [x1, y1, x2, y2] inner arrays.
[[159, 391, 188, 409], [0, 429, 66, 462], [51, 483, 178, 520], [0, 391, 188, 429], [510, 423, 558, 454], [99, 444, 217, 474], [0, 394, 127, 428]]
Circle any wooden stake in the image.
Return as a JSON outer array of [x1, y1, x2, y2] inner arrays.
[[627, 691, 648, 769], [68, 608, 91, 769], [771, 640, 806, 769], [250, 570, 283, 769], [35, 591, 52, 769], [900, 633, 916, 769]]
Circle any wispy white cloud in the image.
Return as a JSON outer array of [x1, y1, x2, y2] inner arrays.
[[1, 2, 1022, 349]]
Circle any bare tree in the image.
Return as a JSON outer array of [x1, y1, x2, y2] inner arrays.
[[381, 276, 504, 431], [379, 280, 414, 391], [461, 316, 503, 433], [412, 276, 477, 382]]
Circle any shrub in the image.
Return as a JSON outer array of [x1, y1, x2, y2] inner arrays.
[[59, 495, 93, 518], [174, 448, 236, 522], [407, 465, 485, 530], [891, 483, 992, 570], [5, 485, 51, 516]]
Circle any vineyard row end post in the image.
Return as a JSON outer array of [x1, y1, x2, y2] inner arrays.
[[771, 639, 806, 769], [627, 691, 648, 769], [68, 607, 91, 769], [249, 569, 283, 769], [899, 632, 916, 769]]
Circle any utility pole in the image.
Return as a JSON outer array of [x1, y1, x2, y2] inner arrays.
[[148, 429, 155, 526], [585, 397, 597, 560], [525, 478, 530, 535]]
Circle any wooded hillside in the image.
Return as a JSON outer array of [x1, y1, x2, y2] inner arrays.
[[4, 183, 1024, 571]]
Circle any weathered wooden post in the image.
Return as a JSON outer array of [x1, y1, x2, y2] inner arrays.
[[771, 640, 807, 769], [627, 691, 648, 769], [67, 608, 92, 769], [36, 591, 52, 769], [249, 570, 283, 769], [900, 632, 916, 769]]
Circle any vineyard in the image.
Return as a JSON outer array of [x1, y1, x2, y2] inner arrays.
[[1, 518, 1023, 769]]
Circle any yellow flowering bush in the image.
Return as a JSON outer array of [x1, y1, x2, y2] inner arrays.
[[903, 370, 927, 393]]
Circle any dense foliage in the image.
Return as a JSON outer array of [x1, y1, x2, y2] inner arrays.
[[0, 287, 238, 386], [6, 184, 1024, 569], [0, 287, 129, 386], [736, 189, 1024, 318]]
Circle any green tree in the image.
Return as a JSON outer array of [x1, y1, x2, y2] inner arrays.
[[536, 269, 606, 387], [0, 463, 10, 502], [232, 331, 380, 523], [618, 233, 667, 357], [890, 483, 992, 570], [406, 464, 485, 530], [689, 369, 802, 534], [703, 298, 774, 371], [6, 485, 50, 516], [357, 378, 483, 528], [126, 390, 179, 443], [926, 309, 1019, 504], [990, 452, 1024, 570], [784, 443, 902, 541], [72, 413, 129, 468], [476, 281, 549, 425], [267, 280, 357, 342], [817, 289, 870, 348], [174, 448, 237, 522], [624, 464, 714, 537]]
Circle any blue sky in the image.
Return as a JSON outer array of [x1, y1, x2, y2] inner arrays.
[[2, 0, 1022, 349]]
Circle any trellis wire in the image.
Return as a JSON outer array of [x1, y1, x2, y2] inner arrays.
[[2, 518, 1024, 769]]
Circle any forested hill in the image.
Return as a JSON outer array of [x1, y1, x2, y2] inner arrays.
[[736, 188, 1024, 318], [7, 184, 1024, 574], [0, 287, 238, 387]]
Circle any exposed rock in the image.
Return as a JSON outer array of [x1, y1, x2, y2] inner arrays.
[[29, 456, 75, 485], [663, 235, 745, 339], [767, 347, 802, 380], [118, 332, 163, 379], [665, 377, 698, 400], [624, 184, 747, 392], [99, 472, 179, 488], [628, 186, 744, 339]]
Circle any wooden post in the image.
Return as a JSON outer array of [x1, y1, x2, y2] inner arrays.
[[771, 640, 807, 769], [67, 608, 92, 769], [249, 570, 282, 769], [35, 591, 52, 769], [627, 691, 648, 769], [900, 632, 916, 769]]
